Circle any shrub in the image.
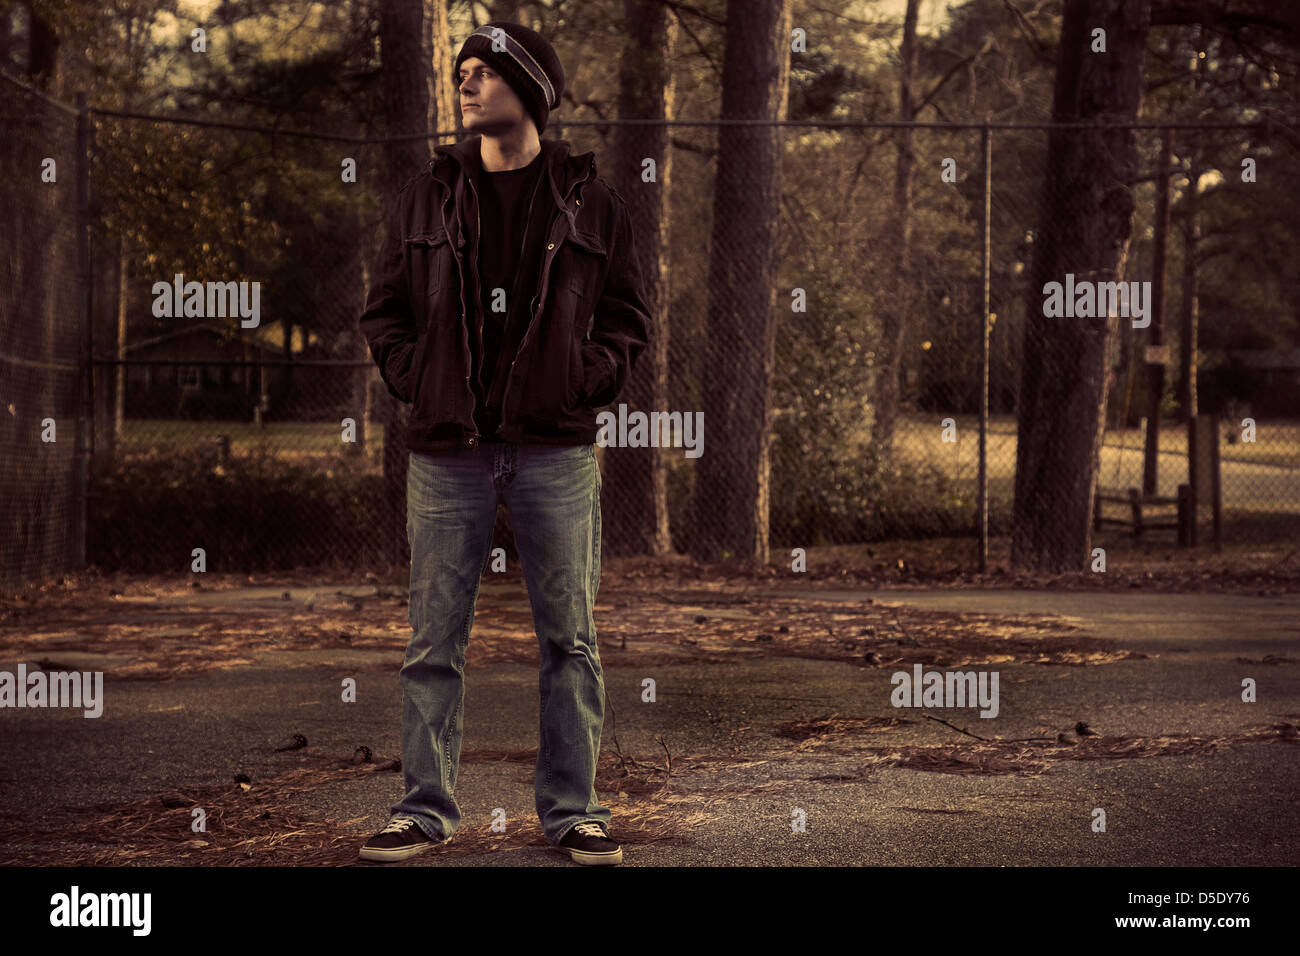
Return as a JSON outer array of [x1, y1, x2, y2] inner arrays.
[[89, 447, 384, 571]]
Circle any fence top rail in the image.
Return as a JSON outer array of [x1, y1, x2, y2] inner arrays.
[[4, 70, 1290, 139], [0, 69, 81, 117], [83, 104, 1290, 142], [94, 357, 373, 367]]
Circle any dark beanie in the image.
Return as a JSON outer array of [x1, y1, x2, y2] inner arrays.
[[454, 21, 564, 135]]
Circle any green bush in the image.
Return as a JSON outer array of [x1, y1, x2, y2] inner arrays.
[[89, 448, 384, 571], [769, 429, 986, 546]]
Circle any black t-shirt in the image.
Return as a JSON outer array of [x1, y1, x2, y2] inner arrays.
[[471, 150, 545, 437]]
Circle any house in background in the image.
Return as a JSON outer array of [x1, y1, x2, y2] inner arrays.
[[1202, 348, 1300, 420], [124, 320, 318, 420]]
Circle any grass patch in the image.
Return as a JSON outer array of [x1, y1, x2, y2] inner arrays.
[[119, 419, 389, 461]]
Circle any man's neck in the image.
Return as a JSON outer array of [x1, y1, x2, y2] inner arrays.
[[479, 129, 542, 172]]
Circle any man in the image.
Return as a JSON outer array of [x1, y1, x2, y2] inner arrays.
[[357, 20, 650, 866]]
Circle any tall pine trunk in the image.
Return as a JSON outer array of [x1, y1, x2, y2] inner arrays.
[[604, 0, 676, 557], [377, 0, 432, 566], [690, 0, 793, 566], [874, 0, 921, 455], [1011, 0, 1152, 572]]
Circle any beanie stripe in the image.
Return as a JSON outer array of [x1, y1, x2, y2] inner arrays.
[[464, 25, 557, 109]]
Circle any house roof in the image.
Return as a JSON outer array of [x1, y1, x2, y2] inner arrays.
[[1229, 348, 1300, 370], [126, 320, 309, 354]]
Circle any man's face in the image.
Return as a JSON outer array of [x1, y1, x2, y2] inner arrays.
[[458, 56, 529, 134]]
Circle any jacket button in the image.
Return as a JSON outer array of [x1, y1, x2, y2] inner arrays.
[[466, 436, 477, 447], [576, 199, 582, 206], [547, 242, 554, 250]]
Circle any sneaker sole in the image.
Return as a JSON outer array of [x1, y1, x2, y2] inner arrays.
[[358, 832, 451, 863], [552, 844, 623, 866]]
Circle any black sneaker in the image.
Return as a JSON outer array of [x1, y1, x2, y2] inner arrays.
[[554, 821, 623, 865], [359, 817, 447, 863]]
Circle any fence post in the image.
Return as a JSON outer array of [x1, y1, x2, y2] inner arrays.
[[1176, 483, 1191, 546], [1210, 413, 1222, 551], [73, 91, 93, 570], [977, 123, 991, 572]]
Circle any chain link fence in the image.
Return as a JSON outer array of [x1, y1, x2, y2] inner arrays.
[[0, 73, 84, 591], [83, 100, 391, 573], [2, 91, 1296, 583], [992, 122, 1300, 557]]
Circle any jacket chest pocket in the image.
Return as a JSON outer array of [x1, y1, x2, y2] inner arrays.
[[404, 228, 454, 314], [557, 228, 608, 334]]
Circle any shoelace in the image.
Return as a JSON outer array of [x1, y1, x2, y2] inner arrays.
[[380, 817, 419, 835], [572, 822, 606, 839]]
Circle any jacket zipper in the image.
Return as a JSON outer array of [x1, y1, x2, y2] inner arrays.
[[497, 157, 594, 427], [465, 173, 484, 425]]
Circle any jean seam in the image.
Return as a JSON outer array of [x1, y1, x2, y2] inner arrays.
[[443, 508, 493, 799], [541, 685, 552, 790], [591, 453, 601, 622]]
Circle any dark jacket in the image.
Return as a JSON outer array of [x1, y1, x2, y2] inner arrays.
[[359, 135, 651, 452]]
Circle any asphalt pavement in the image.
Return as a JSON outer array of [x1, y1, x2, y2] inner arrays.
[[1, 588, 1296, 865]]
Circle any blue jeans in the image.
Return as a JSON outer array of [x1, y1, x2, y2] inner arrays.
[[391, 439, 610, 847]]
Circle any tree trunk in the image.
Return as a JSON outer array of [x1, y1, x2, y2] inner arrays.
[[1177, 160, 1200, 421], [114, 243, 127, 452], [92, 237, 126, 461], [1176, 29, 1205, 423], [352, 256, 372, 454], [91, 231, 120, 461], [1010, 0, 1152, 572], [690, 0, 793, 566], [1142, 126, 1172, 494], [378, 0, 432, 566], [424, 0, 456, 140], [27, 6, 61, 91], [604, 0, 676, 557], [874, 0, 921, 455]]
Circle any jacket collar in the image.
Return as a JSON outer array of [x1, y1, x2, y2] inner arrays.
[[430, 135, 593, 197]]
